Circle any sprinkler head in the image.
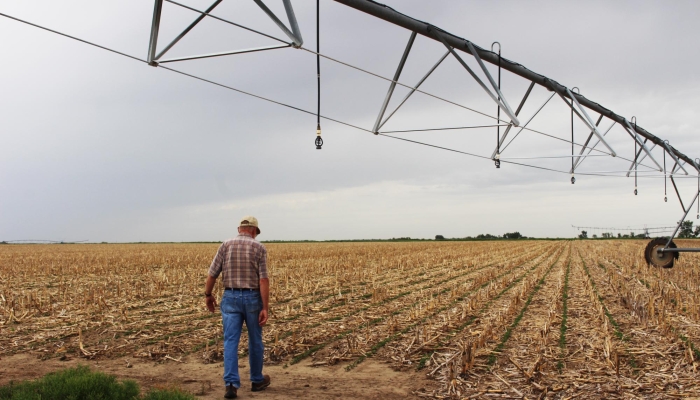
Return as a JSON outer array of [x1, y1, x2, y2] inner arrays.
[[315, 124, 322, 149]]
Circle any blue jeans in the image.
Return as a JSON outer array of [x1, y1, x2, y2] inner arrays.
[[220, 289, 265, 388]]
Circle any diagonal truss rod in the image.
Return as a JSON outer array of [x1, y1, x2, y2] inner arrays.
[[663, 186, 700, 249], [570, 114, 603, 173], [572, 121, 616, 171], [163, 0, 289, 46], [670, 176, 686, 212], [376, 50, 449, 131], [499, 92, 556, 153], [147, 0, 163, 65], [253, 0, 303, 47], [147, 0, 301, 66], [431, 27, 520, 126], [155, 0, 223, 61], [626, 141, 657, 177], [491, 81, 534, 159], [663, 142, 689, 175], [672, 161, 687, 175], [621, 119, 662, 171], [157, 44, 291, 63], [560, 88, 616, 156], [372, 32, 416, 133], [464, 40, 519, 126], [332, 0, 698, 172]]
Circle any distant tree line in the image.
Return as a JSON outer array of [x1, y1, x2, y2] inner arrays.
[[435, 232, 525, 241]]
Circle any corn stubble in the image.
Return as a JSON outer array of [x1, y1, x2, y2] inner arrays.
[[1, 240, 700, 398]]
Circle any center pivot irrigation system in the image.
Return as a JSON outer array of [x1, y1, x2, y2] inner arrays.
[[2, 0, 699, 267]]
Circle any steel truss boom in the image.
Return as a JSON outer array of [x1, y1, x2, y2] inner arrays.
[[332, 0, 699, 173]]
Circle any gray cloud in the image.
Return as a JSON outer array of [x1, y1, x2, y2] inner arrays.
[[1, 0, 698, 241]]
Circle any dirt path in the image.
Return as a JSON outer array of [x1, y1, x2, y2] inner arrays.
[[0, 352, 428, 399]]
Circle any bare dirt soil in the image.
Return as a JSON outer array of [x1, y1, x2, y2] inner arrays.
[[0, 352, 429, 399]]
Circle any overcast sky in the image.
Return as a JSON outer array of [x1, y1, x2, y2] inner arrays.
[[1, 0, 699, 242]]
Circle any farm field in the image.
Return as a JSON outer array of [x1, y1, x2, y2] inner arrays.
[[1, 240, 700, 399]]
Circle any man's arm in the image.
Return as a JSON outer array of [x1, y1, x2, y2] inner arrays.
[[205, 275, 218, 312], [258, 278, 269, 326], [205, 243, 225, 313]]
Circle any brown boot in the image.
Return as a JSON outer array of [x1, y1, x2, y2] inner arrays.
[[224, 384, 237, 399], [251, 375, 271, 392]]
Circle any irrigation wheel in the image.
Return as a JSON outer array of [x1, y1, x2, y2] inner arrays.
[[644, 237, 679, 268]]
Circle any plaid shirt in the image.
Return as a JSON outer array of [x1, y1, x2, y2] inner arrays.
[[208, 234, 268, 289]]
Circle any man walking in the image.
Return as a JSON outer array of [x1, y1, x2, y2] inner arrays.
[[205, 216, 271, 399]]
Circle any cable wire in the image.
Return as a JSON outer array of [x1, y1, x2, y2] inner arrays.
[[0, 12, 146, 63]]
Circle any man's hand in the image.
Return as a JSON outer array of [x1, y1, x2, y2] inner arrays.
[[258, 309, 268, 326], [204, 275, 217, 312], [206, 295, 217, 313]]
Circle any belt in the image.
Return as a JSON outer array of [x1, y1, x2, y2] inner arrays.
[[225, 287, 259, 291]]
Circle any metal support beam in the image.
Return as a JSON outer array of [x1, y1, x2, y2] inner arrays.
[[572, 121, 616, 171], [672, 160, 685, 175], [432, 28, 520, 126], [253, 0, 303, 47], [464, 41, 519, 126], [491, 81, 534, 159], [663, 142, 690, 175], [158, 44, 290, 63], [563, 88, 616, 157], [630, 137, 646, 178], [662, 186, 700, 250], [155, 0, 223, 61], [377, 51, 449, 131], [693, 158, 700, 173], [282, 0, 303, 46], [626, 142, 657, 177], [658, 248, 700, 253], [147, 0, 164, 66], [331, 0, 698, 170], [670, 176, 686, 212], [621, 119, 662, 171], [500, 92, 556, 152], [165, 0, 289, 45], [372, 32, 416, 134], [570, 114, 603, 173]]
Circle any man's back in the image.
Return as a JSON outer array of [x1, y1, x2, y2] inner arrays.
[[209, 234, 268, 289]]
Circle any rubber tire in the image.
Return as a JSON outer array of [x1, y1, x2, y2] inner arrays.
[[644, 237, 679, 269]]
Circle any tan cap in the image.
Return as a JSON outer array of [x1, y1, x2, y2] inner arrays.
[[239, 216, 261, 234]]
